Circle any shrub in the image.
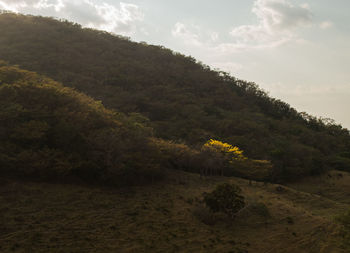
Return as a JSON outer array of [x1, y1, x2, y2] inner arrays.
[[203, 183, 245, 218]]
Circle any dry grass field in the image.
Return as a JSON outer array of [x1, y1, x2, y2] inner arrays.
[[1, 169, 349, 253]]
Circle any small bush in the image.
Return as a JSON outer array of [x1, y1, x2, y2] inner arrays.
[[203, 183, 245, 218]]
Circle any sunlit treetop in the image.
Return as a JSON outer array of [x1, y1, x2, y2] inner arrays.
[[202, 139, 247, 161]]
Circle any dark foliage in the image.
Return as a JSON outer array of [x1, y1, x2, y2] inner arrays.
[[204, 183, 245, 218], [0, 13, 349, 181], [0, 63, 164, 186]]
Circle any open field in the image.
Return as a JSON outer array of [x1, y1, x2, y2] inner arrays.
[[1, 170, 349, 253]]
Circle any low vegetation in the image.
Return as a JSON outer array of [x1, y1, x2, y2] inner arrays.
[[203, 183, 245, 218], [0, 169, 347, 253]]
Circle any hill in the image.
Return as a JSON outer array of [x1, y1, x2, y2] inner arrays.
[[1, 62, 268, 185], [0, 12, 349, 181], [0, 62, 165, 186], [1, 11, 350, 253]]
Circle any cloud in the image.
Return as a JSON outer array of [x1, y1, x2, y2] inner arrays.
[[172, 22, 203, 47], [171, 0, 313, 54], [171, 22, 220, 48], [229, 0, 312, 50], [0, 0, 144, 36], [319, 21, 333, 30]]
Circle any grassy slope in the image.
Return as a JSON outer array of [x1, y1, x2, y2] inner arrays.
[[287, 170, 350, 206], [1, 170, 348, 253]]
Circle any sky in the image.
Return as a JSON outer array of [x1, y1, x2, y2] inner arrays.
[[1, 0, 349, 128]]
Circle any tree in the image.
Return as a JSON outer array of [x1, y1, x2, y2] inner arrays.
[[201, 139, 246, 176], [203, 183, 245, 218], [202, 139, 246, 161]]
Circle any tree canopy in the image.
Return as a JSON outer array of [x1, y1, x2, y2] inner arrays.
[[0, 63, 164, 185]]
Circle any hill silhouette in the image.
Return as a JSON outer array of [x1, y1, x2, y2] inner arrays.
[[0, 12, 349, 181]]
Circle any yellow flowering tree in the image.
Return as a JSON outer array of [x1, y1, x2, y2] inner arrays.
[[202, 139, 246, 161], [199, 139, 247, 176]]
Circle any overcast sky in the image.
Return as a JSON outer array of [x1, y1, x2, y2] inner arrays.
[[1, 0, 349, 128]]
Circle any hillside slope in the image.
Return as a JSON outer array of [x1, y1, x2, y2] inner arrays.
[[0, 13, 349, 180], [0, 62, 164, 185], [0, 170, 348, 253]]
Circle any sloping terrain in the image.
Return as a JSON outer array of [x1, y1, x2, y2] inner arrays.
[[0, 12, 349, 253], [0, 13, 349, 181], [0, 62, 165, 186], [0, 170, 348, 253], [288, 170, 350, 207]]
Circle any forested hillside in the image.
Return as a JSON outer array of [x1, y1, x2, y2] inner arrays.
[[0, 62, 166, 185], [0, 62, 270, 185], [0, 12, 349, 181]]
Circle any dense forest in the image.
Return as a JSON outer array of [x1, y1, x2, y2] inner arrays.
[[0, 62, 168, 185], [0, 12, 350, 182], [0, 63, 272, 185]]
